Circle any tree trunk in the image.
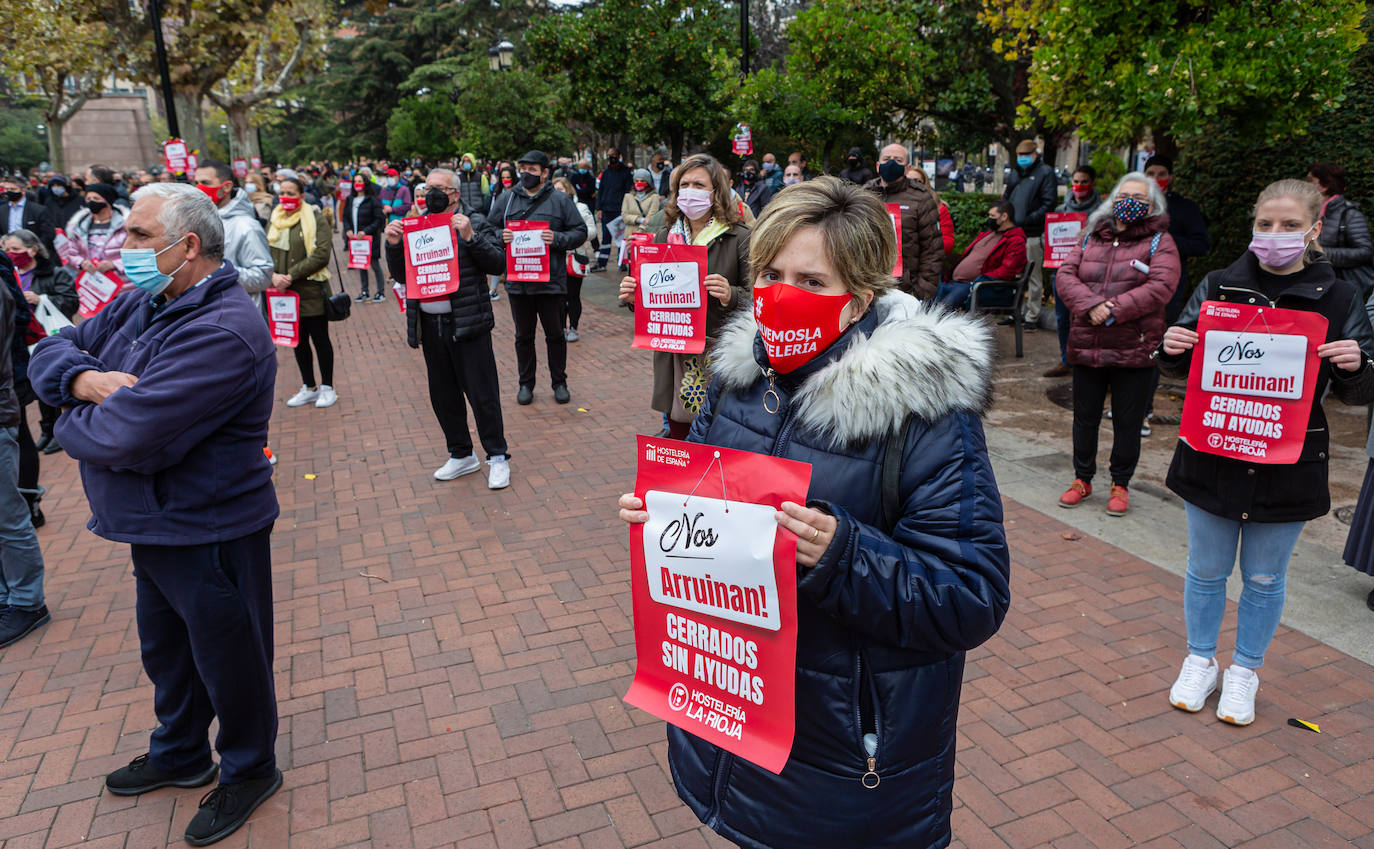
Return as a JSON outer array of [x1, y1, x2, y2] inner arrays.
[[669, 127, 684, 165], [45, 119, 65, 173], [226, 102, 259, 160], [992, 143, 1008, 195], [1151, 125, 1179, 164], [172, 88, 206, 151]]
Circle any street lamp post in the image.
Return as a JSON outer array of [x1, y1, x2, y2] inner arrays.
[[148, 0, 180, 139], [740, 0, 750, 77], [487, 38, 515, 73]]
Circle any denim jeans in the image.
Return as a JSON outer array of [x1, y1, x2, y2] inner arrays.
[[1183, 502, 1305, 669], [0, 426, 44, 609]]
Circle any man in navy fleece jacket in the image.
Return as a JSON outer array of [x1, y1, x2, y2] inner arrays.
[[30, 183, 282, 847]]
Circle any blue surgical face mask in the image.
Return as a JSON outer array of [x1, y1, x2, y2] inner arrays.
[[121, 235, 188, 296], [1016, 154, 1034, 168]]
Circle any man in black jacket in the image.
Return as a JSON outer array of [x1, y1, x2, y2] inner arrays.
[[1003, 139, 1058, 329], [385, 169, 512, 489], [484, 151, 588, 406], [2, 176, 56, 259], [594, 148, 632, 271], [838, 147, 873, 185], [738, 160, 772, 217]]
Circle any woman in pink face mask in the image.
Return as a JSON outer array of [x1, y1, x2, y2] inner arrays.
[[616, 177, 1009, 849], [1157, 178, 1374, 727]]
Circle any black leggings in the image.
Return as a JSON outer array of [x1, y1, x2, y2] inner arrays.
[[17, 403, 37, 495], [566, 275, 584, 330], [357, 257, 385, 297], [293, 315, 335, 388]]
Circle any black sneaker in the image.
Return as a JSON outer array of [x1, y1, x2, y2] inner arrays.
[[996, 316, 1017, 326], [105, 753, 218, 796], [354, 293, 369, 303], [1021, 320, 1039, 332], [0, 604, 49, 648], [372, 292, 386, 303], [40, 436, 62, 455], [184, 769, 283, 846], [553, 384, 571, 405], [34, 433, 52, 452], [516, 385, 534, 405]]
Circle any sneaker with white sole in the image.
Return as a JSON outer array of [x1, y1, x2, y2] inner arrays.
[[1216, 665, 1259, 726], [434, 455, 481, 481], [286, 385, 319, 407], [1169, 654, 1218, 712], [314, 385, 338, 408], [487, 456, 510, 489]]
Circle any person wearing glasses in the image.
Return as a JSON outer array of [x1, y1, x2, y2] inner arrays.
[[1053, 172, 1181, 517], [1045, 165, 1103, 377]]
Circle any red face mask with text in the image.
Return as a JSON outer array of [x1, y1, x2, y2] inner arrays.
[[279, 196, 301, 212], [197, 183, 226, 204], [754, 283, 853, 373]]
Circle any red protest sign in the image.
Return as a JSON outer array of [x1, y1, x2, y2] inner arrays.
[[391, 281, 406, 313], [232, 158, 249, 179], [186, 151, 198, 172], [507, 220, 550, 282], [619, 231, 653, 269], [162, 139, 189, 173], [1043, 212, 1088, 269], [625, 435, 812, 774], [887, 203, 903, 278], [250, 155, 262, 170], [402, 213, 461, 300], [75, 270, 124, 318], [632, 243, 708, 354], [347, 238, 371, 270], [266, 290, 299, 348], [1179, 301, 1328, 465], [731, 123, 753, 156]]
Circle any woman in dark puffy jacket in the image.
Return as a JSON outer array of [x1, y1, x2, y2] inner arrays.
[[1308, 162, 1373, 297], [1055, 171, 1181, 517], [1158, 178, 1374, 726], [618, 177, 1010, 849], [343, 175, 386, 302]]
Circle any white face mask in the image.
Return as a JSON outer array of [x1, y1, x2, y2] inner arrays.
[[245, 182, 258, 193], [271, 181, 281, 194], [676, 187, 713, 220]]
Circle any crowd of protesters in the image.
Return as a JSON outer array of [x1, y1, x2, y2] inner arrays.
[[5, 139, 1374, 848]]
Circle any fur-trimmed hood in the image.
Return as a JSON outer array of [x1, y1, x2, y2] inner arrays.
[[711, 290, 995, 447]]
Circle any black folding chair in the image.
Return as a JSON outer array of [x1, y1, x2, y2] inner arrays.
[[969, 261, 1035, 358]]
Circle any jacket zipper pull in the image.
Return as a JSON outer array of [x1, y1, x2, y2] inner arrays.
[[862, 757, 880, 789], [762, 368, 781, 415]]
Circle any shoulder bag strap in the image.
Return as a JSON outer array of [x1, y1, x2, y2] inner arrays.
[[879, 413, 914, 534]]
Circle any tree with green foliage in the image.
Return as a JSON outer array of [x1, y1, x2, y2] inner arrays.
[[994, 0, 1366, 156], [0, 105, 46, 173], [528, 0, 734, 161]]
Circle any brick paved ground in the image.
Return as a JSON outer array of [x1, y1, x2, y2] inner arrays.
[[1, 264, 1372, 849]]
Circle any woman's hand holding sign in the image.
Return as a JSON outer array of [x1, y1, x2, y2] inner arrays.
[[1162, 326, 1199, 356], [1318, 339, 1365, 372], [618, 493, 648, 524], [705, 273, 732, 306], [618, 276, 637, 304]]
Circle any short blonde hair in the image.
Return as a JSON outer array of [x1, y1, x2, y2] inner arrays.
[[665, 153, 741, 227], [1254, 178, 1323, 225], [749, 176, 896, 304]]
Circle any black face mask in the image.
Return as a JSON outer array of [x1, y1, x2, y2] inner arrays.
[[986, 217, 1001, 231], [741, 172, 757, 184], [878, 160, 905, 183], [86, 199, 108, 214], [608, 156, 620, 165], [848, 158, 860, 166], [520, 172, 542, 190], [425, 188, 449, 215], [4, 191, 22, 203]]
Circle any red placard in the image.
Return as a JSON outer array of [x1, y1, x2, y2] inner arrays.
[[232, 158, 249, 179], [347, 238, 371, 270], [250, 155, 262, 170], [186, 151, 198, 172], [1043, 212, 1088, 269], [632, 243, 708, 354], [1178, 301, 1329, 465], [506, 220, 551, 282], [75, 270, 124, 318], [887, 203, 903, 278], [625, 435, 811, 774], [619, 231, 653, 269], [266, 290, 299, 347], [392, 281, 407, 313], [162, 139, 189, 173], [401, 213, 462, 300], [731, 123, 753, 157]]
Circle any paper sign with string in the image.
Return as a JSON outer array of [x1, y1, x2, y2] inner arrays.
[[1179, 301, 1328, 465], [624, 435, 812, 774]]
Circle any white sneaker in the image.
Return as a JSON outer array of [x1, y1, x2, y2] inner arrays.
[[487, 456, 510, 490], [1168, 654, 1218, 712], [286, 385, 319, 407], [314, 385, 338, 408], [1217, 665, 1259, 726], [434, 455, 480, 481]]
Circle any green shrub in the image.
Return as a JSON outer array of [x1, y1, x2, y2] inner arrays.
[[941, 192, 1002, 255]]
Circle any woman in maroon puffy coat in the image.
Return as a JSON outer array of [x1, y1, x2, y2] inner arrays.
[[1054, 172, 1181, 516]]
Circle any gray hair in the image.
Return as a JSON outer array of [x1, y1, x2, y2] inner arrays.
[[132, 183, 225, 260], [426, 167, 458, 187], [1087, 170, 1168, 232], [2, 228, 49, 260]]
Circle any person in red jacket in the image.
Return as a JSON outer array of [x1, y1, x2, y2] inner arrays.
[[933, 200, 1027, 308], [908, 167, 955, 255], [1054, 172, 1181, 516]]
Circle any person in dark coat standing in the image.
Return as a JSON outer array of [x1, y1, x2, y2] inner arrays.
[[485, 151, 588, 405], [594, 148, 633, 271], [2, 175, 57, 258], [30, 183, 282, 845], [1045, 165, 1103, 377], [618, 177, 1010, 849], [1157, 178, 1374, 727], [1308, 162, 1373, 297], [738, 159, 773, 218], [1003, 139, 1058, 329], [1054, 172, 1180, 517], [863, 144, 943, 299], [386, 169, 512, 489], [42, 175, 83, 229], [838, 146, 874, 185], [343, 175, 387, 302]]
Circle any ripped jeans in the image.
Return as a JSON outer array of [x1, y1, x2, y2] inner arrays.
[[1183, 502, 1306, 670]]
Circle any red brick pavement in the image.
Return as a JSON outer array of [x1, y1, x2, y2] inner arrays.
[[1, 267, 1372, 849]]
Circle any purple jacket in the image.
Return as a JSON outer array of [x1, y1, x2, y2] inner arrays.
[[29, 261, 279, 545]]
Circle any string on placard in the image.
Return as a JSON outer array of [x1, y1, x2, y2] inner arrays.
[[1236, 306, 1276, 340], [683, 450, 730, 513]]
